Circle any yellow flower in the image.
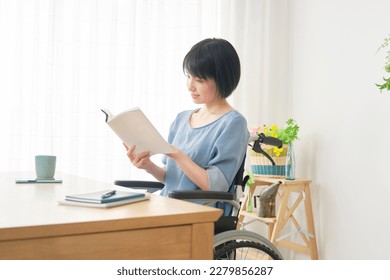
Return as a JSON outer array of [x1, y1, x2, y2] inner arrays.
[[250, 119, 299, 158], [273, 146, 283, 157]]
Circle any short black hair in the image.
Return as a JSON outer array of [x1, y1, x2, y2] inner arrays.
[[183, 38, 241, 99]]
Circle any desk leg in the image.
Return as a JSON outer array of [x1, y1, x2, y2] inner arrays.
[[267, 223, 275, 240], [270, 188, 291, 244], [237, 195, 248, 229], [303, 183, 319, 260]]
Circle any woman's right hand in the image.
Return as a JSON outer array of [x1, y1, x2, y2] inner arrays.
[[123, 143, 153, 170]]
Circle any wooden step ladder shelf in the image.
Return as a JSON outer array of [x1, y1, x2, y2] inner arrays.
[[238, 176, 319, 260]]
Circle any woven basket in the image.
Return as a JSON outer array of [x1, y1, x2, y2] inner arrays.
[[249, 144, 288, 176]]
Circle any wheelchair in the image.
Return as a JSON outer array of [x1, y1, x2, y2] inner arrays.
[[115, 133, 284, 260]]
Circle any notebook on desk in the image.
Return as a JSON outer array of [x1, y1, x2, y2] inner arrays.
[[58, 195, 149, 208], [58, 189, 150, 208]]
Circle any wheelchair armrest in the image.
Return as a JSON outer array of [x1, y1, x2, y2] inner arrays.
[[168, 190, 235, 201], [114, 180, 164, 193]]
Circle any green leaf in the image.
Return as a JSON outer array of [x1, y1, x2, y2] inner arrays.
[[376, 76, 390, 92]]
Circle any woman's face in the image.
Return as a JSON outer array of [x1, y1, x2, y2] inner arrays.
[[186, 74, 219, 104]]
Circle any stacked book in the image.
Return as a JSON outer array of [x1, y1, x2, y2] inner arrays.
[[59, 189, 149, 208]]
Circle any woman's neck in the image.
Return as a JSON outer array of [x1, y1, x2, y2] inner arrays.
[[190, 99, 234, 128], [201, 99, 233, 116]]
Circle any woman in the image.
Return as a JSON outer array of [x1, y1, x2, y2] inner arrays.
[[126, 38, 249, 196]]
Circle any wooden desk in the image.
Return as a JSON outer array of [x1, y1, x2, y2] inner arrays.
[[238, 176, 318, 259], [0, 172, 222, 260]]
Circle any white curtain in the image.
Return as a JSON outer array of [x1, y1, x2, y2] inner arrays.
[[0, 0, 289, 183]]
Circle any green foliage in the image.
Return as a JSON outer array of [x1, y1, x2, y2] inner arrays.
[[376, 35, 390, 93], [245, 169, 255, 188], [251, 119, 300, 156], [376, 77, 390, 92], [275, 119, 300, 144], [259, 119, 300, 145]]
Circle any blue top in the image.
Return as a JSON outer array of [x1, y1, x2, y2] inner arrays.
[[160, 109, 249, 197]]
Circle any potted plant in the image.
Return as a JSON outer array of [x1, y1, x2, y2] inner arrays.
[[249, 119, 299, 177]]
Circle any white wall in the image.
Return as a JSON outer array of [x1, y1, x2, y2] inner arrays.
[[289, 0, 390, 259]]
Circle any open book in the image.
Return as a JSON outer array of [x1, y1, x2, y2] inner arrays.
[[101, 107, 173, 155]]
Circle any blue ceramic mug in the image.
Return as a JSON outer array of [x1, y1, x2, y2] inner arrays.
[[35, 155, 56, 179]]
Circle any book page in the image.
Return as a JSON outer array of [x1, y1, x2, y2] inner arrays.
[[105, 108, 173, 155]]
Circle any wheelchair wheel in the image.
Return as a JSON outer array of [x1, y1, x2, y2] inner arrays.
[[213, 230, 283, 260]]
